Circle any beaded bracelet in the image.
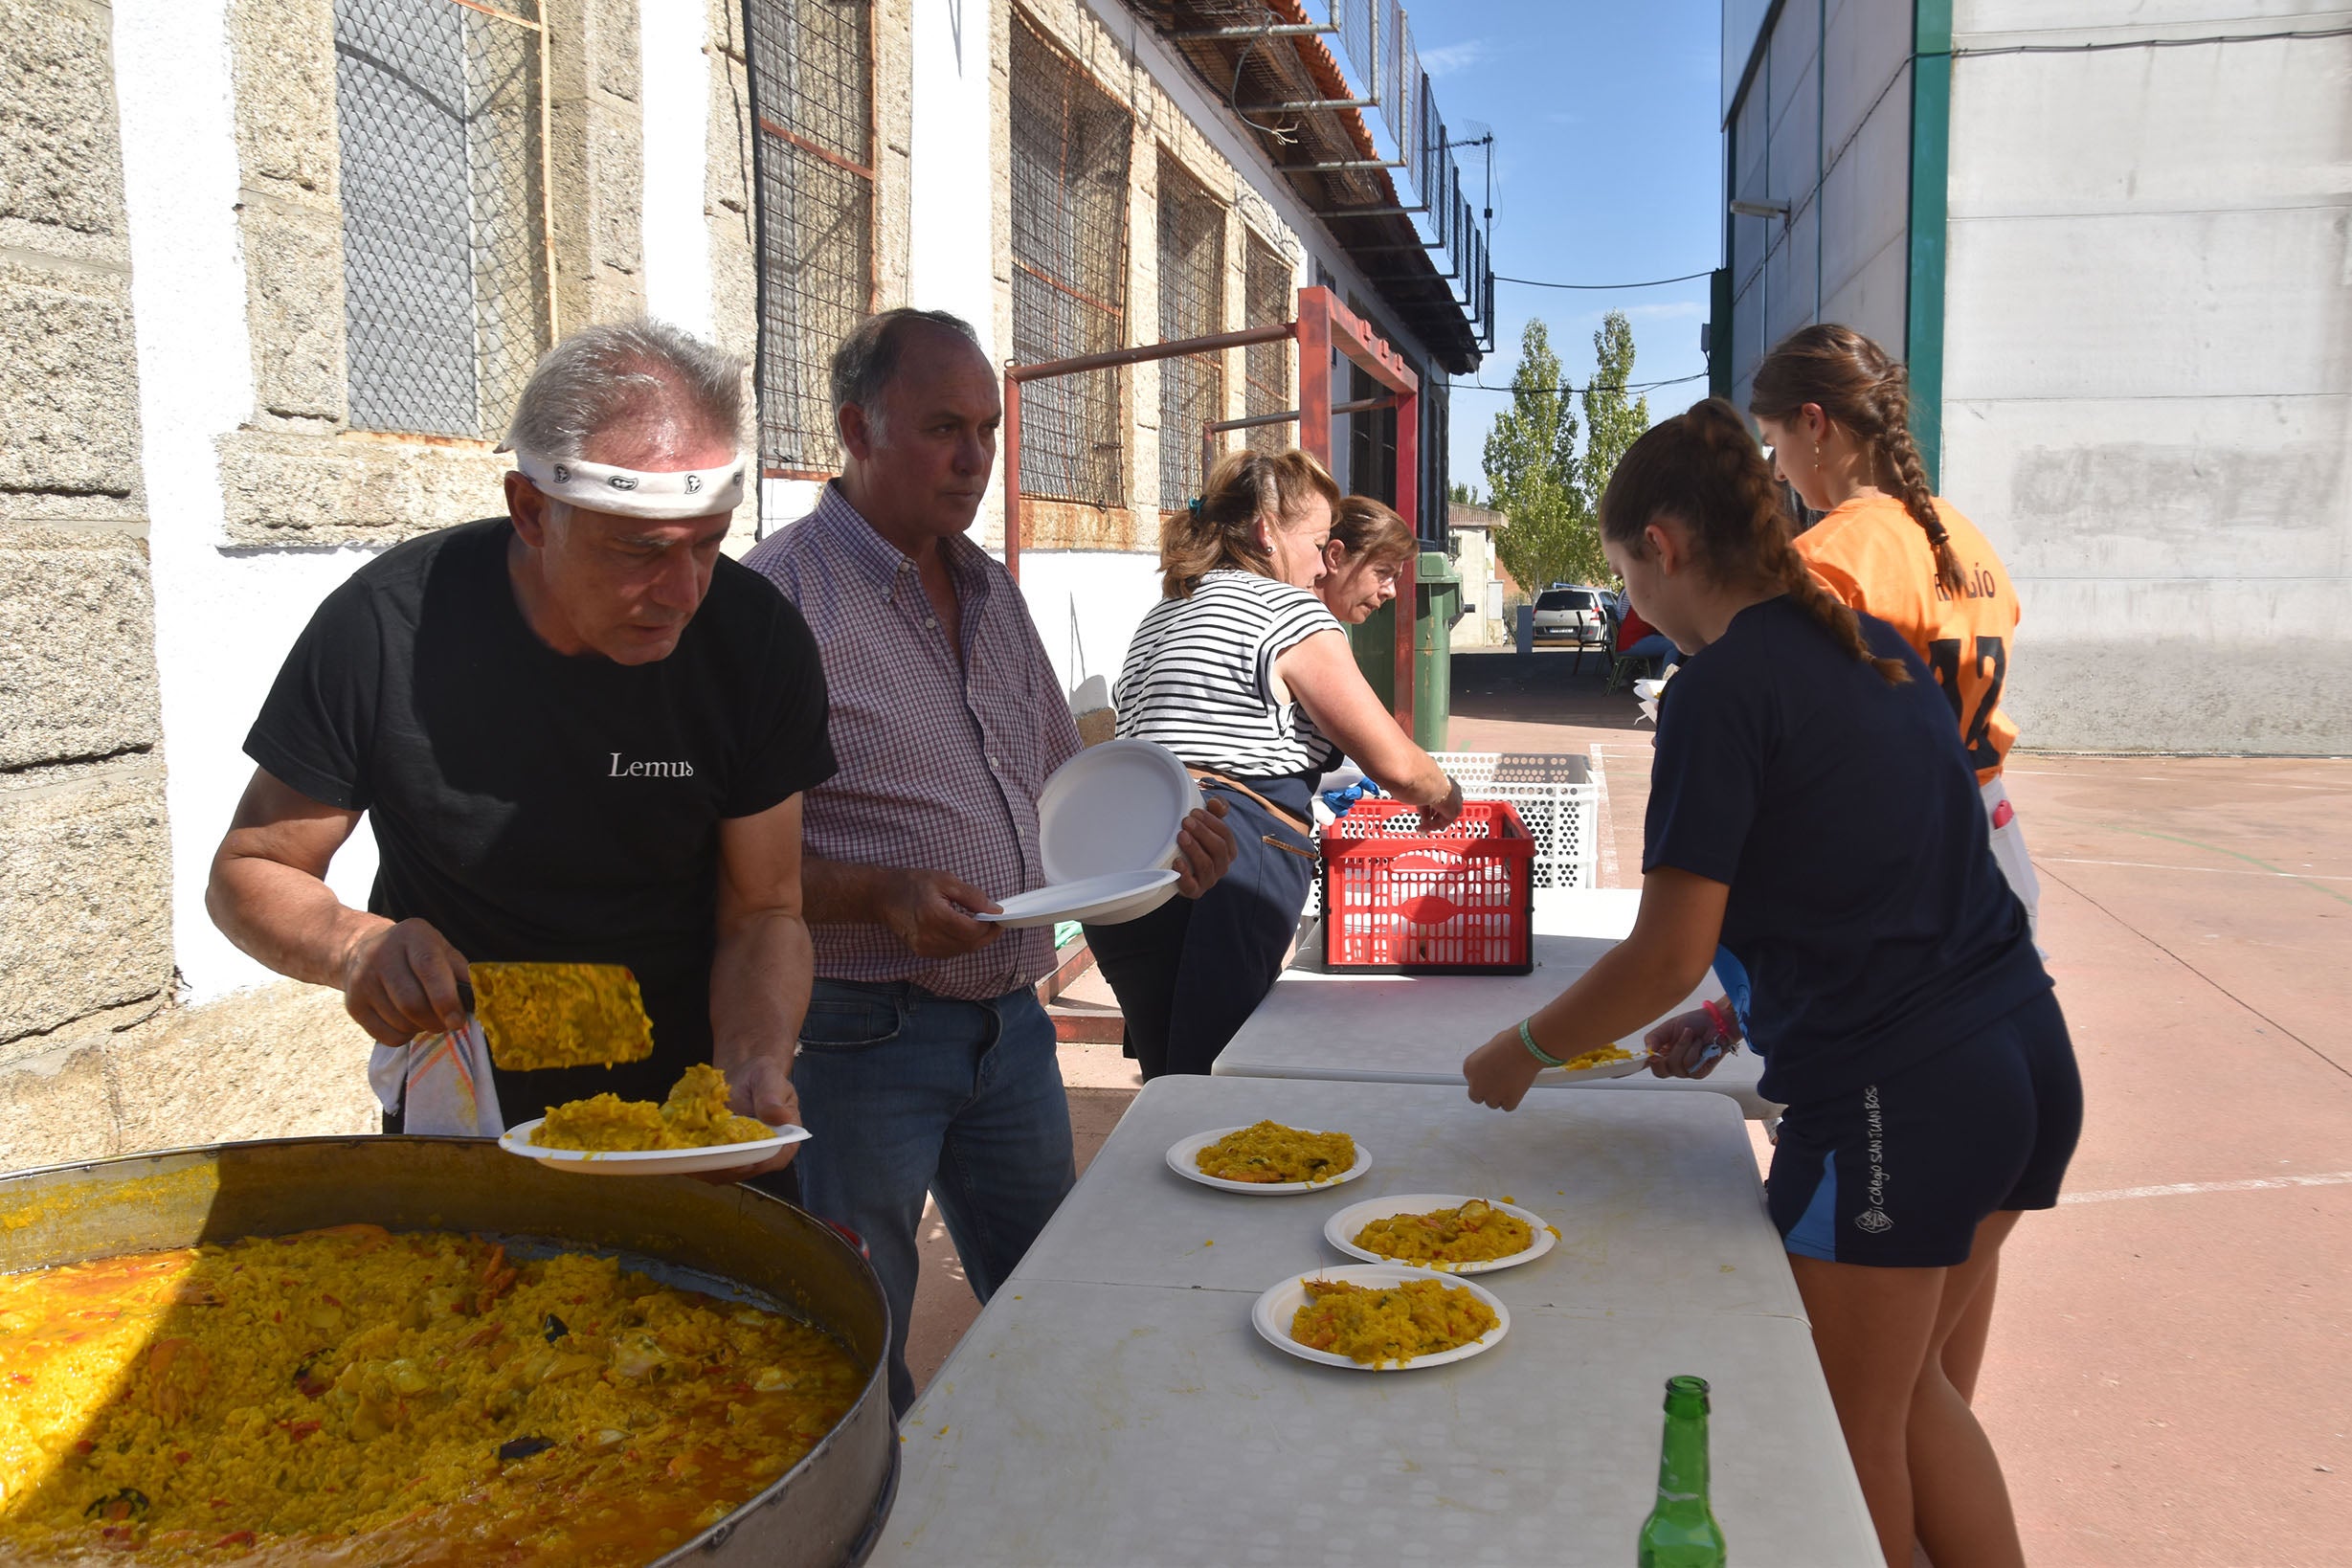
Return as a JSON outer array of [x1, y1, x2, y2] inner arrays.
[[1517, 1018, 1566, 1069]]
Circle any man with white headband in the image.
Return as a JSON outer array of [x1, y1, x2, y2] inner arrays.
[[207, 322, 832, 1180]]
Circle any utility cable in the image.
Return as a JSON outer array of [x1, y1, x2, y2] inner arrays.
[[1453, 370, 1709, 396], [1494, 268, 1714, 291]]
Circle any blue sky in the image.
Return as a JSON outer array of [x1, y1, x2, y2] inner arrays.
[[1392, 0, 1724, 494]]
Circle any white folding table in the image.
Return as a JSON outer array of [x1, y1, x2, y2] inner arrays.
[[1214, 889, 1781, 1119], [872, 1077, 1874, 1568]]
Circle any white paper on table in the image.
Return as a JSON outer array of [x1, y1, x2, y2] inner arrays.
[[368, 1021, 504, 1137]]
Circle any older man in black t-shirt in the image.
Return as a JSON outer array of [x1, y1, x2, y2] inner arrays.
[[209, 322, 833, 1177]]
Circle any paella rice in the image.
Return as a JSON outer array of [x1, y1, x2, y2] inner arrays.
[[1288, 1277, 1498, 1366], [530, 1064, 773, 1153], [1557, 1044, 1636, 1072], [1350, 1199, 1534, 1266], [472, 962, 655, 1072], [0, 1223, 862, 1564], [1192, 1121, 1356, 1185]]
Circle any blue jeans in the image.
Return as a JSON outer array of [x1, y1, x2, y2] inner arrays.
[[791, 978, 1076, 1416]]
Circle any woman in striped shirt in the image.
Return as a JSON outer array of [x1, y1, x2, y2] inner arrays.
[[1087, 450, 1462, 1078]]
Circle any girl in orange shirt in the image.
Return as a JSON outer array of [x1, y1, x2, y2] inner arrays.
[[1750, 324, 2042, 941]]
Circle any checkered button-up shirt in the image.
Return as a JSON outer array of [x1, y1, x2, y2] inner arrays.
[[743, 484, 1081, 997]]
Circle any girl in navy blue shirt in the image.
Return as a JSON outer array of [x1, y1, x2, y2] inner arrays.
[[1463, 399, 2079, 1568]]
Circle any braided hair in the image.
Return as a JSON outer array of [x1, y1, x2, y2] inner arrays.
[[1601, 399, 1909, 686], [1750, 324, 1967, 597]]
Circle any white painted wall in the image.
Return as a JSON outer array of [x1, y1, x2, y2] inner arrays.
[[638, 0, 715, 339], [1017, 550, 1167, 701], [115, 0, 381, 1004], [908, 0, 997, 348], [1941, 12, 2352, 751]]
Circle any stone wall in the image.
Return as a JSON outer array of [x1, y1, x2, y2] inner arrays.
[[213, 0, 643, 549], [0, 0, 176, 1092]]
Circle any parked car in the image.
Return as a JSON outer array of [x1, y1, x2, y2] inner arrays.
[[1532, 586, 1608, 645]]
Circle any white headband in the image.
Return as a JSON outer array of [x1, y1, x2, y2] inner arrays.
[[510, 450, 748, 520]]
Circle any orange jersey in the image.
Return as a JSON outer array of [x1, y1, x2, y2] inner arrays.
[[1794, 493, 2021, 782]]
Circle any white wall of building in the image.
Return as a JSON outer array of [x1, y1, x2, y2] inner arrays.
[[639, 0, 715, 339], [1941, 7, 2352, 751], [116, 0, 382, 1005]]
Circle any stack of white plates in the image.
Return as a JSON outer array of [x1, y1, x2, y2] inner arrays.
[[975, 738, 1204, 929]]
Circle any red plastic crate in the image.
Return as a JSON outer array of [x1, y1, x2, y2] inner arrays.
[[1320, 799, 1536, 974]]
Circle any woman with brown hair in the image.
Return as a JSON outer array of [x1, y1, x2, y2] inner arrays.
[[1315, 494, 1416, 625], [1748, 323, 2039, 942], [1087, 450, 1462, 1078], [1461, 399, 2077, 1568]]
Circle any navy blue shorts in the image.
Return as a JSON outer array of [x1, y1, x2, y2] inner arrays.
[[1767, 988, 2082, 1268]]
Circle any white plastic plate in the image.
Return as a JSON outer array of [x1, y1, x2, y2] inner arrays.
[[1534, 1045, 1658, 1083], [498, 1118, 810, 1176], [1322, 1193, 1557, 1274], [1165, 1125, 1372, 1195], [974, 869, 1179, 929], [1036, 738, 1203, 885], [1252, 1264, 1511, 1371]]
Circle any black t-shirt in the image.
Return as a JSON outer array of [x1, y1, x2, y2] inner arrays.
[[1642, 595, 2047, 1107], [247, 518, 836, 1122]]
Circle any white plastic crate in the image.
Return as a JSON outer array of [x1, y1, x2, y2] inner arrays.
[[1431, 752, 1598, 891]]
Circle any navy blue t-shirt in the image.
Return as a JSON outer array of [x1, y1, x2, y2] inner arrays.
[[1642, 595, 2047, 1107]]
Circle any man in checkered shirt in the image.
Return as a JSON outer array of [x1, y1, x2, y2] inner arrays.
[[744, 309, 1237, 1414]]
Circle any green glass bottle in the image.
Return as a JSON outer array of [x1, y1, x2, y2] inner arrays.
[[1636, 1375, 1728, 1567]]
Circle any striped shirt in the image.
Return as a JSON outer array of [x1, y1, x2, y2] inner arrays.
[[742, 484, 1080, 998], [1115, 569, 1344, 779]]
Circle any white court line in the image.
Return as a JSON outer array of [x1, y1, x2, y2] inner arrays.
[[2060, 1171, 2352, 1205], [2039, 855, 2352, 884]]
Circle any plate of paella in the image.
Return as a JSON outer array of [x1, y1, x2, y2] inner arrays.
[[1532, 1042, 1658, 1082], [1251, 1265, 1511, 1371], [1165, 1119, 1371, 1194], [1321, 1193, 1557, 1274], [500, 1063, 811, 1176]]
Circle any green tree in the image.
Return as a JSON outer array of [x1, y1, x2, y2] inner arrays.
[[1578, 310, 1651, 538], [1483, 320, 1599, 592], [1478, 312, 1651, 594], [1448, 480, 1485, 507]]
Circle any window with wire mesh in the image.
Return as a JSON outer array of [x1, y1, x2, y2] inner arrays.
[[746, 0, 874, 476], [1155, 155, 1223, 509], [1010, 15, 1131, 507], [335, 0, 550, 439], [1242, 234, 1292, 456]]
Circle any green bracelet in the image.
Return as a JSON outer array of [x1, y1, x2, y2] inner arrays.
[[1517, 1018, 1566, 1069]]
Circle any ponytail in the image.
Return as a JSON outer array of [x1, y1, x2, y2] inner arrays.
[[1601, 398, 1908, 686], [1751, 323, 1966, 595], [1159, 448, 1341, 598]]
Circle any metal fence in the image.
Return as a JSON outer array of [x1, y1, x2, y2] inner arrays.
[[1242, 234, 1292, 455], [334, 0, 550, 439], [745, 0, 875, 477], [1321, 0, 1492, 352], [1155, 155, 1223, 508], [1009, 16, 1131, 508]]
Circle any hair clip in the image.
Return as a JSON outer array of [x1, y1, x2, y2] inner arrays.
[[1186, 497, 1203, 518]]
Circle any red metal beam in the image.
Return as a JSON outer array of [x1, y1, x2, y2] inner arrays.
[[1003, 374, 1023, 582]]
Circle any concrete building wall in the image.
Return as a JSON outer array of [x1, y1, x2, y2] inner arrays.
[[1725, 0, 1914, 409], [1721, 2, 2351, 753], [1941, 5, 2352, 752]]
